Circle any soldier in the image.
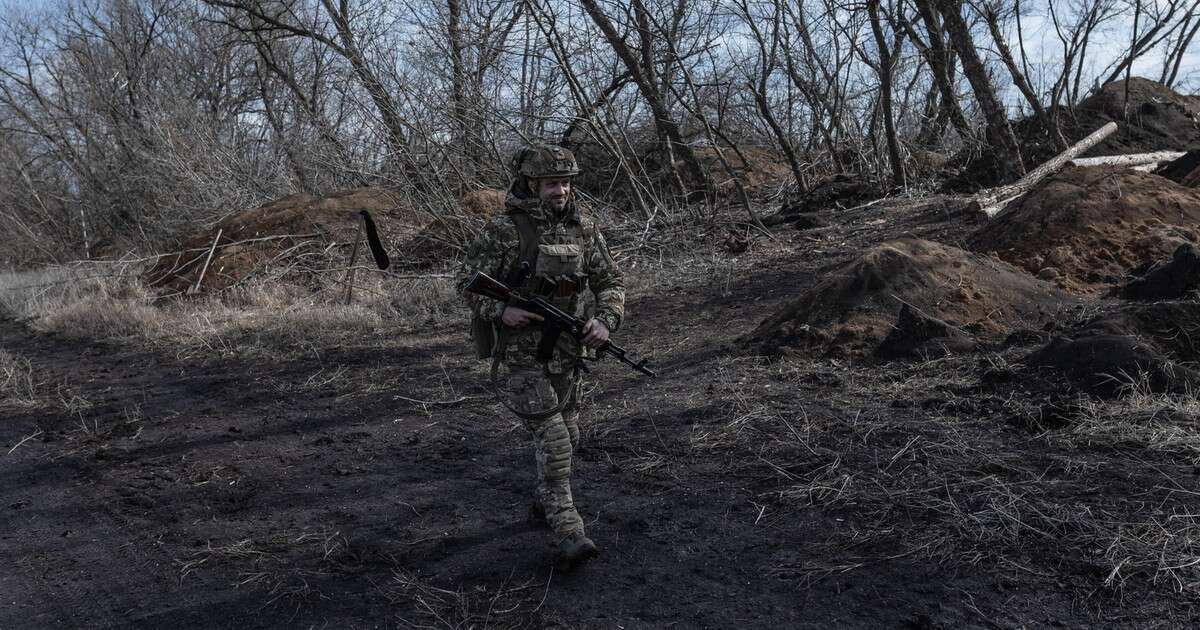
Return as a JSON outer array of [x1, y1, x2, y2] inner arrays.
[[457, 144, 625, 571]]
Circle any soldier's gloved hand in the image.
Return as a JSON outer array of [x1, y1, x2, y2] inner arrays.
[[581, 319, 610, 348], [501, 306, 544, 328]]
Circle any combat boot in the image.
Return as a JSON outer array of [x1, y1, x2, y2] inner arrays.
[[555, 532, 598, 572]]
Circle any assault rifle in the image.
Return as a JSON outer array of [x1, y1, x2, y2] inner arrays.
[[464, 271, 656, 378]]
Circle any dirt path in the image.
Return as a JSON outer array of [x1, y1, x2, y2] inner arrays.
[[3, 203, 1196, 628]]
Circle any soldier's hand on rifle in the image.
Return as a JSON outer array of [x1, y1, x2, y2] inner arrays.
[[581, 319, 609, 349], [501, 306, 544, 328]]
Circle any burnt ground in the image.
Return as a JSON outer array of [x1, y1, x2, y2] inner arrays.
[[3, 197, 1199, 629]]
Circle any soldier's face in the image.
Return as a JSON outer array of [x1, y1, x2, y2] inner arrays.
[[536, 177, 571, 211]]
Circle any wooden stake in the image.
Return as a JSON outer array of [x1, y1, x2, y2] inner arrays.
[[188, 228, 223, 295], [343, 220, 364, 305]]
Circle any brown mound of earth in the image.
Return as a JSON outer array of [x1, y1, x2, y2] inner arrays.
[[743, 238, 1077, 357], [969, 166, 1200, 294], [400, 189, 504, 267], [1069, 77, 1200, 156], [145, 187, 504, 295], [145, 188, 412, 295], [695, 145, 795, 195], [1026, 301, 1200, 396]]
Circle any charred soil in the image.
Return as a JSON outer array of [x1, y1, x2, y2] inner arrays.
[[3, 193, 1199, 629]]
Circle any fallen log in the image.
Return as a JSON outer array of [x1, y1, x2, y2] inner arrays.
[[974, 121, 1118, 219], [1068, 150, 1185, 168]]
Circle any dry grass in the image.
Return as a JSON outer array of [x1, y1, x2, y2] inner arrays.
[[177, 529, 362, 608], [1065, 379, 1200, 460], [0, 348, 91, 420], [0, 262, 461, 359], [0, 349, 39, 408], [701, 353, 1200, 598], [386, 568, 544, 630]]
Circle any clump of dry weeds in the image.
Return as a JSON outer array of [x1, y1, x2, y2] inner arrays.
[[177, 529, 365, 609], [1063, 376, 1200, 460], [0, 349, 39, 408], [0, 262, 461, 359], [386, 568, 545, 630]]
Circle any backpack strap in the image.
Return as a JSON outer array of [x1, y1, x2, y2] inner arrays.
[[505, 211, 540, 288]]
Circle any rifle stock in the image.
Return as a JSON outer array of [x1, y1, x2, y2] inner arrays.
[[464, 271, 514, 302]]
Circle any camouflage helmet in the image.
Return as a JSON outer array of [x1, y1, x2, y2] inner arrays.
[[511, 144, 581, 179]]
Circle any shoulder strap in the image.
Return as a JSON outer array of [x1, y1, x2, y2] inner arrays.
[[505, 212, 541, 287]]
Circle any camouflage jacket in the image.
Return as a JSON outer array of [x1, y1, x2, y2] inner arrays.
[[457, 186, 625, 373]]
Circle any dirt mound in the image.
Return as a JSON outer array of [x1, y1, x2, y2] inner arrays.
[[875, 303, 976, 360], [145, 188, 412, 295], [743, 238, 1077, 357], [1069, 77, 1200, 156], [1026, 301, 1200, 396], [693, 145, 795, 195], [949, 78, 1200, 191], [969, 166, 1200, 294], [1026, 335, 1200, 396], [400, 189, 504, 267], [145, 188, 504, 293], [459, 189, 505, 218], [1155, 149, 1200, 186]]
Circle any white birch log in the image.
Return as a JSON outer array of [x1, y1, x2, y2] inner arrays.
[[977, 122, 1119, 219], [1068, 150, 1186, 168]]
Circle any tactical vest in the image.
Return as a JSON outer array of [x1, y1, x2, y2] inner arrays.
[[471, 209, 590, 360]]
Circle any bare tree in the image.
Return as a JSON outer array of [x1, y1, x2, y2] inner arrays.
[[579, 0, 713, 194], [867, 0, 907, 186], [977, 0, 1065, 148], [732, 0, 807, 189], [931, 0, 1025, 179]]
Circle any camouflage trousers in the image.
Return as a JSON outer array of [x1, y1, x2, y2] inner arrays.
[[504, 366, 584, 538]]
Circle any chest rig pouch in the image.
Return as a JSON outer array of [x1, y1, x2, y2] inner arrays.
[[512, 212, 587, 363]]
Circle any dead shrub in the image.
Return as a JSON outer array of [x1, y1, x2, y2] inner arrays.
[[0, 349, 39, 408]]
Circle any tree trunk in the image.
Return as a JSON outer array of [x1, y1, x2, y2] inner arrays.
[[318, 0, 409, 161], [446, 0, 473, 179], [934, 0, 1025, 180], [905, 3, 974, 141], [869, 0, 905, 187], [981, 5, 1064, 149], [580, 0, 708, 194], [976, 122, 1116, 218]]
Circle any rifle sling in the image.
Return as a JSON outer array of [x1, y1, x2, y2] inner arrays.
[[489, 337, 580, 422]]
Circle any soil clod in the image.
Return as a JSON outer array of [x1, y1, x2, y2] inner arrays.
[[1154, 149, 1200, 187], [1026, 334, 1200, 396], [876, 303, 976, 360], [1121, 242, 1200, 300], [1025, 300, 1200, 395]]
